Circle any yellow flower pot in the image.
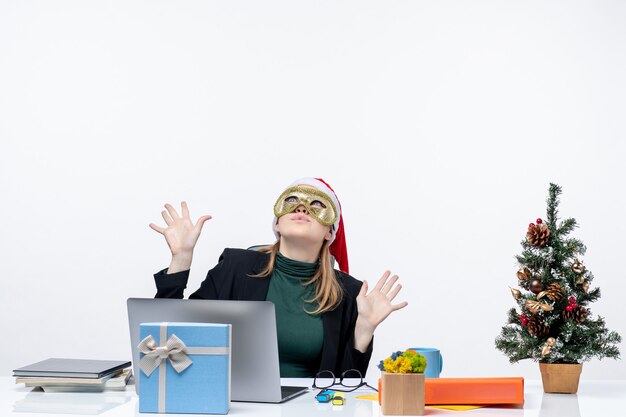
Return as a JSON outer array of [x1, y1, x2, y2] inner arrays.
[[380, 372, 425, 416]]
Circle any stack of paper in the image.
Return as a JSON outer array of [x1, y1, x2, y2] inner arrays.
[[13, 391, 130, 414], [13, 358, 132, 392]]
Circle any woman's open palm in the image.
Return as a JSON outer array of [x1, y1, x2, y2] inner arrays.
[[149, 202, 212, 257], [356, 271, 408, 329]]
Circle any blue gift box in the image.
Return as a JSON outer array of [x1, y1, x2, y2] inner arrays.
[[138, 322, 231, 414]]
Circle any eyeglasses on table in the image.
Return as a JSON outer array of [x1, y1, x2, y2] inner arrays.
[[311, 369, 378, 393]]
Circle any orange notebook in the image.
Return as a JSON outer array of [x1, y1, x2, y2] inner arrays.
[[378, 377, 524, 405], [426, 377, 524, 405]]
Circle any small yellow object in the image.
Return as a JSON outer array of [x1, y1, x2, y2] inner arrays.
[[525, 299, 553, 313], [572, 259, 586, 274], [582, 279, 590, 293], [510, 287, 522, 299], [332, 393, 345, 405], [516, 267, 531, 281]]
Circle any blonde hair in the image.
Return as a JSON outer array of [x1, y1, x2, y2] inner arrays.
[[255, 240, 343, 315]]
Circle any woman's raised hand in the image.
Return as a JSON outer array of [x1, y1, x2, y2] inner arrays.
[[149, 202, 212, 273], [353, 271, 408, 352], [356, 271, 408, 329]]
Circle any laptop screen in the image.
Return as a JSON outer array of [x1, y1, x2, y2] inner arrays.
[[127, 298, 291, 402]]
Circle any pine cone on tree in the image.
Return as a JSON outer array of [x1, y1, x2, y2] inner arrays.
[[527, 223, 550, 247], [527, 315, 549, 337], [563, 306, 589, 324], [545, 283, 564, 301]]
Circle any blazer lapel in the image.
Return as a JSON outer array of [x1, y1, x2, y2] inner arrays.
[[239, 251, 271, 301]]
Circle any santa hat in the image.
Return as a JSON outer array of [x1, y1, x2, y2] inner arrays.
[[273, 177, 349, 274]]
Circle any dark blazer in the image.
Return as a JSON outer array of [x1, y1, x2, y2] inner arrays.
[[154, 248, 373, 376]]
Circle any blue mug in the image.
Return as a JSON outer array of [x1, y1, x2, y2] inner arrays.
[[408, 347, 443, 378]]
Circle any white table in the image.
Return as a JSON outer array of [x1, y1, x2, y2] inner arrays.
[[2, 377, 625, 416]]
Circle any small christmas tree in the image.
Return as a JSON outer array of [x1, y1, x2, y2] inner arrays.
[[495, 183, 621, 364]]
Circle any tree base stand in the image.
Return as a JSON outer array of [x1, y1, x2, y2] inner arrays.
[[539, 363, 583, 394]]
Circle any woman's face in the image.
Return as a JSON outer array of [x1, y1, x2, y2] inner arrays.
[[274, 209, 332, 245], [273, 185, 338, 226], [274, 186, 333, 245]]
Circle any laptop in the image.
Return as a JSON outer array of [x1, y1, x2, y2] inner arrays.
[[126, 298, 309, 403]]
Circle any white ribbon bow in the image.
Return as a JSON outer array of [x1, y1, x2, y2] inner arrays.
[[138, 334, 193, 376]]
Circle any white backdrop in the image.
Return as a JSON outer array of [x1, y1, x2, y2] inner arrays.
[[1, 0, 625, 380]]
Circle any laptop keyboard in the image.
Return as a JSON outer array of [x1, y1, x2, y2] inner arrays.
[[281, 385, 308, 399]]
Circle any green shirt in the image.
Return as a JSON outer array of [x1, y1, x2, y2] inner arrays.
[[265, 252, 324, 377]]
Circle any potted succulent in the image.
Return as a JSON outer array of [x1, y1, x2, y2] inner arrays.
[[378, 350, 427, 415], [495, 184, 621, 393]]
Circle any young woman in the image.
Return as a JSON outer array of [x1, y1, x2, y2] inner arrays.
[[150, 178, 407, 377]]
